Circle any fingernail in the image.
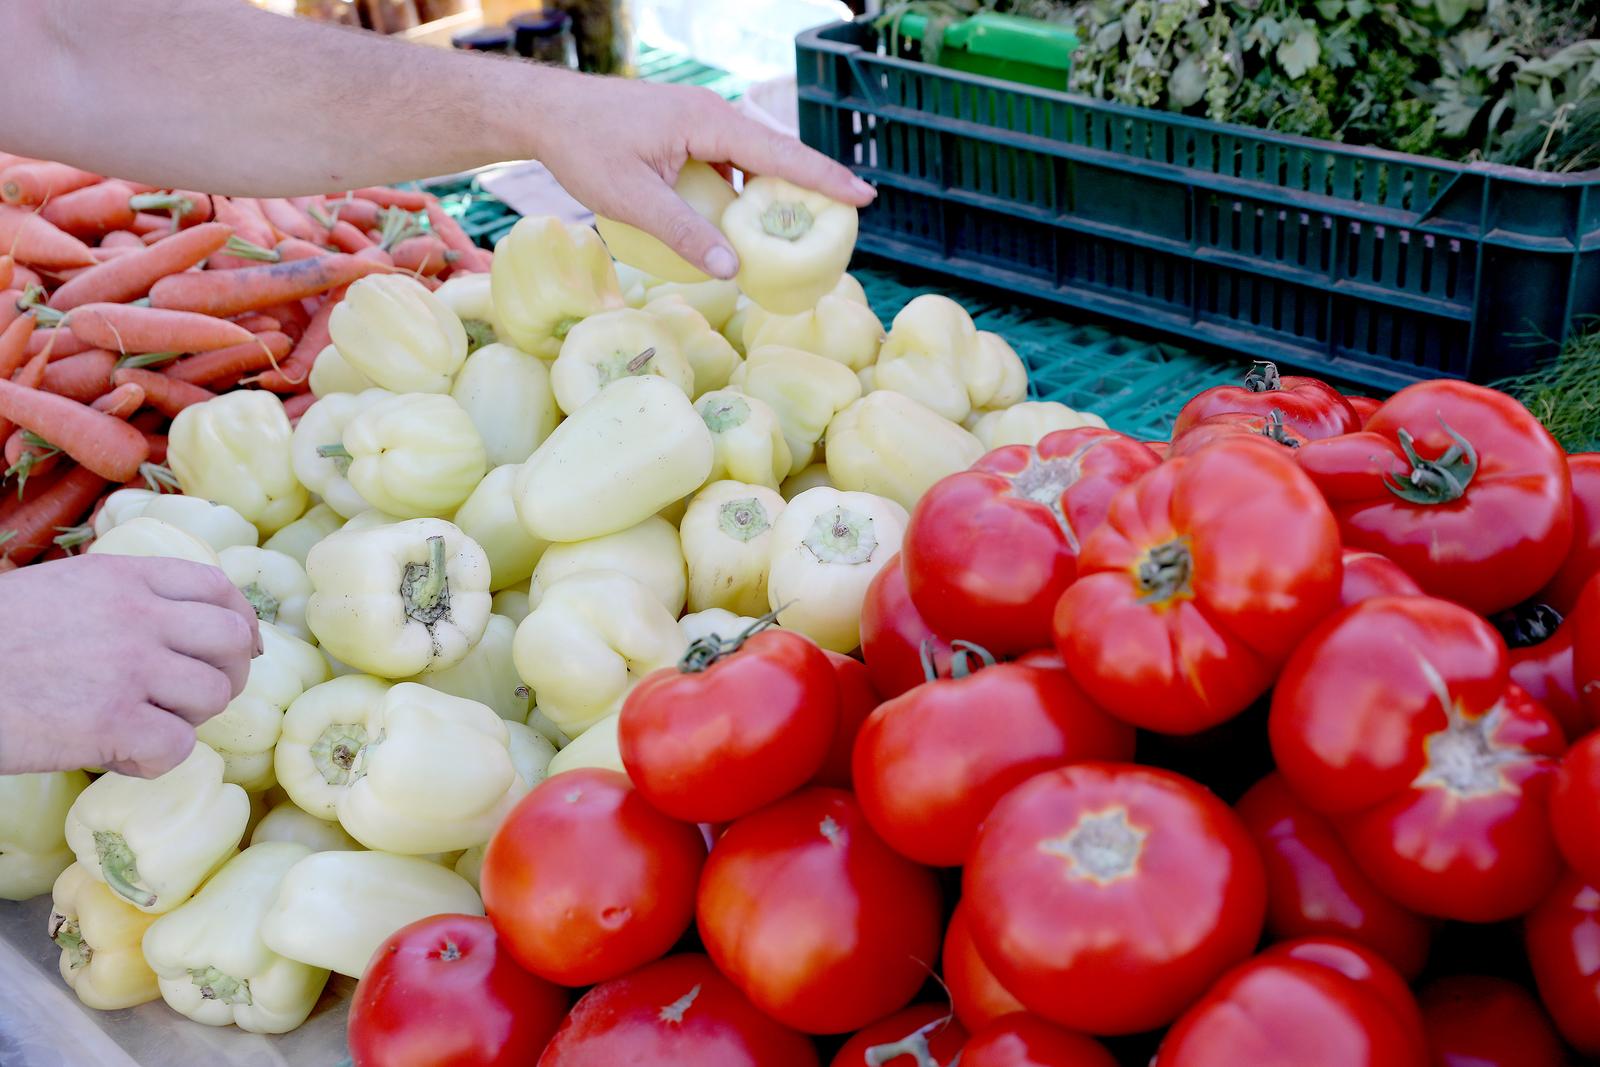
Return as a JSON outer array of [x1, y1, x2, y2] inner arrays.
[[851, 177, 876, 200], [705, 245, 739, 279]]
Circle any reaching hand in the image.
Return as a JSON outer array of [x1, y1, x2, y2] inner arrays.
[[0, 554, 260, 778], [531, 73, 876, 280]]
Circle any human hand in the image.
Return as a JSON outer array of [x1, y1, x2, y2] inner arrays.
[[528, 72, 875, 280], [0, 554, 260, 778]]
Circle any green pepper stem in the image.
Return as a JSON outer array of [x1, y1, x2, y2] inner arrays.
[[93, 830, 157, 909], [760, 201, 815, 241], [241, 582, 280, 624], [401, 535, 451, 625], [626, 347, 656, 374]]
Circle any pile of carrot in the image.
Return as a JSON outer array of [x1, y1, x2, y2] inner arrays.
[[0, 152, 494, 567]]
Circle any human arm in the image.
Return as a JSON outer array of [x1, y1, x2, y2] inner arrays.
[[0, 0, 874, 278]]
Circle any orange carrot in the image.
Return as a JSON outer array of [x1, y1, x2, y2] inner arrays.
[[233, 199, 278, 243], [234, 313, 281, 333], [38, 180, 139, 237], [0, 378, 148, 481], [326, 196, 382, 231], [456, 248, 495, 274], [49, 222, 233, 311], [258, 299, 310, 340], [99, 230, 144, 251], [0, 465, 110, 564], [0, 163, 102, 206], [149, 253, 390, 317], [251, 287, 342, 391], [140, 432, 168, 465], [162, 192, 216, 227], [130, 409, 166, 434], [6, 428, 61, 481], [283, 391, 317, 421], [0, 255, 11, 290], [91, 381, 145, 419], [260, 198, 321, 243], [26, 327, 91, 359], [129, 212, 176, 237], [392, 235, 454, 276], [0, 314, 37, 378], [275, 237, 328, 262], [66, 302, 255, 354], [212, 196, 275, 247], [0, 207, 96, 268], [327, 219, 374, 253], [352, 186, 430, 211], [112, 367, 214, 417], [424, 204, 477, 255], [166, 330, 291, 386], [42, 350, 116, 402], [355, 246, 394, 267], [9, 264, 42, 291]]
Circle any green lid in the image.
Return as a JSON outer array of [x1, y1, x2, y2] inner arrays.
[[890, 11, 1078, 72]]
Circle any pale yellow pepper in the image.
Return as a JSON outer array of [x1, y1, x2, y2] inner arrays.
[[680, 481, 785, 617], [49, 863, 160, 1010], [529, 516, 687, 616], [491, 215, 623, 357], [722, 177, 858, 314], [551, 307, 693, 416], [825, 391, 986, 511], [329, 274, 468, 394], [727, 344, 862, 471], [451, 343, 561, 466], [596, 161, 738, 282], [0, 771, 89, 901], [695, 388, 792, 490], [645, 293, 743, 397], [169, 391, 308, 537]]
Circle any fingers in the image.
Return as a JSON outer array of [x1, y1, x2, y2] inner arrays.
[[623, 167, 743, 279], [98, 705, 196, 779], [144, 650, 238, 727], [137, 557, 261, 656], [696, 107, 876, 207], [159, 601, 256, 700]]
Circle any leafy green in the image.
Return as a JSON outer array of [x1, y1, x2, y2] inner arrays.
[[1494, 321, 1600, 452]]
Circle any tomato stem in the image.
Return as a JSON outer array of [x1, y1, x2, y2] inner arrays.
[[1383, 417, 1478, 505], [1255, 408, 1300, 448], [863, 1019, 952, 1067], [1135, 539, 1194, 605], [1242, 360, 1282, 393], [677, 605, 785, 673], [949, 640, 998, 680]]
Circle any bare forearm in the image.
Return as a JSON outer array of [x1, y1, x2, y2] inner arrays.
[[0, 0, 555, 195]]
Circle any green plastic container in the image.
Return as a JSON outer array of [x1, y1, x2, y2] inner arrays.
[[882, 11, 1077, 91]]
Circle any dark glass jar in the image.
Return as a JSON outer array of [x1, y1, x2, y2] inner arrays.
[[509, 9, 581, 68], [451, 24, 514, 52], [553, 0, 635, 76]]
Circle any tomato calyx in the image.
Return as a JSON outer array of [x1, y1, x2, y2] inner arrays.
[[1040, 807, 1147, 885], [657, 982, 703, 1024], [1006, 438, 1105, 551], [431, 937, 463, 963], [677, 606, 784, 673], [1492, 601, 1564, 649], [1136, 538, 1194, 605], [863, 1016, 955, 1067], [1254, 409, 1301, 448], [1383, 419, 1479, 505], [918, 638, 998, 682], [1242, 361, 1285, 393]]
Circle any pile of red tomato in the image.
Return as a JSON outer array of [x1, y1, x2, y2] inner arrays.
[[343, 364, 1600, 1067]]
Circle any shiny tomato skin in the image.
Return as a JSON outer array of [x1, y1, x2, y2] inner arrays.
[[903, 427, 1160, 655], [1525, 873, 1600, 1056], [1296, 379, 1572, 615], [1155, 953, 1427, 1067], [537, 953, 819, 1067], [963, 763, 1266, 1035], [1338, 548, 1423, 608], [480, 769, 706, 987], [1234, 773, 1431, 979], [1508, 623, 1587, 741], [1167, 410, 1309, 459], [1538, 452, 1600, 614], [1567, 574, 1600, 729], [1345, 395, 1383, 426], [620, 629, 838, 823], [1053, 436, 1342, 734], [696, 788, 943, 1035], [349, 914, 568, 1067], [1550, 731, 1600, 888], [1257, 938, 1427, 1058], [859, 554, 956, 699], [1418, 975, 1567, 1067], [810, 651, 880, 789], [1269, 595, 1567, 922], [1172, 363, 1360, 441], [942, 902, 1025, 1032], [960, 1015, 1118, 1067], [853, 661, 1135, 867], [829, 1005, 966, 1067]]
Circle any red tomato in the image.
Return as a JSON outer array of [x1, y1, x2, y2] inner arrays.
[[1257, 938, 1427, 1056], [853, 657, 1135, 867], [1508, 622, 1586, 741], [1052, 436, 1341, 734], [859, 554, 956, 699], [1172, 361, 1359, 440], [942, 902, 1025, 1032], [1345, 394, 1383, 426], [1155, 951, 1427, 1067], [963, 763, 1266, 1035], [811, 650, 880, 789], [1296, 379, 1572, 615], [1567, 574, 1600, 728], [1269, 596, 1567, 922], [1418, 975, 1567, 1067], [1538, 452, 1600, 614], [696, 788, 943, 1034], [960, 1015, 1117, 1067], [480, 769, 706, 986], [1525, 873, 1600, 1056], [829, 1005, 966, 1067], [348, 914, 567, 1067], [619, 629, 838, 823], [902, 427, 1159, 655], [1167, 409, 1309, 459], [1234, 773, 1431, 979], [1338, 548, 1423, 608], [1550, 732, 1600, 888], [537, 953, 819, 1067]]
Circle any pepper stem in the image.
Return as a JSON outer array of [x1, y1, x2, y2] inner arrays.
[[626, 347, 657, 374], [93, 830, 158, 909], [240, 582, 280, 624], [1382, 418, 1479, 505], [316, 442, 353, 475], [801, 506, 878, 565], [310, 723, 369, 786], [49, 914, 91, 971], [760, 201, 815, 241], [401, 535, 451, 625], [698, 394, 751, 433], [188, 966, 253, 1006], [717, 497, 771, 543], [1242, 360, 1282, 393]]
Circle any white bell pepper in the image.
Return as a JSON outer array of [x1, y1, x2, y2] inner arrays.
[[681, 481, 785, 617], [741, 274, 884, 371], [336, 392, 487, 519], [551, 307, 693, 416], [870, 294, 983, 423], [452, 464, 548, 592], [648, 277, 741, 332], [0, 770, 89, 901], [453, 846, 485, 893], [492, 586, 532, 626], [965, 331, 1030, 416], [969, 400, 1108, 448], [262, 851, 483, 980], [89, 516, 220, 566], [645, 293, 742, 397], [451, 343, 561, 466], [139, 495, 260, 552], [305, 518, 491, 678], [414, 613, 532, 724], [597, 160, 738, 282], [512, 570, 687, 737], [289, 389, 392, 519], [308, 343, 378, 398], [48, 863, 160, 1010], [91, 487, 158, 538], [218, 546, 314, 641], [169, 391, 308, 537], [527, 708, 571, 749], [767, 487, 908, 653], [723, 296, 754, 356], [727, 344, 862, 470], [491, 215, 623, 358], [680, 608, 761, 646], [506, 719, 559, 790], [614, 261, 652, 308], [695, 388, 792, 490], [340, 508, 407, 534], [515, 375, 714, 543], [781, 462, 836, 500], [433, 272, 500, 351], [64, 742, 249, 914], [722, 176, 858, 314], [329, 274, 468, 394], [545, 712, 626, 780], [825, 391, 986, 511], [529, 516, 686, 616], [262, 503, 343, 568], [250, 799, 362, 853], [196, 621, 330, 792], [275, 675, 392, 821], [141, 843, 330, 1034]]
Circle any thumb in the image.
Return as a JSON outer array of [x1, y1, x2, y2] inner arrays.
[[617, 167, 740, 280]]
